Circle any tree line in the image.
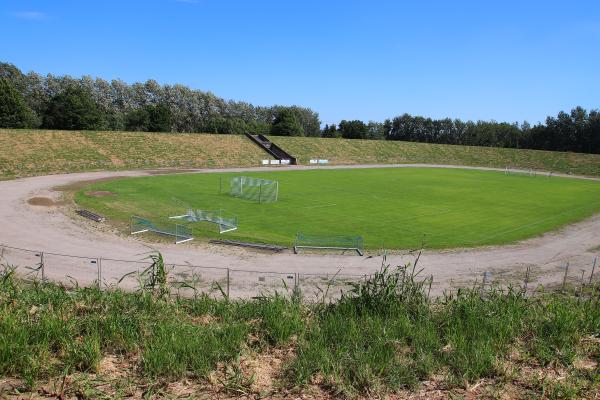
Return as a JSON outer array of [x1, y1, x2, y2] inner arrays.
[[0, 62, 320, 136], [1, 62, 598, 154], [326, 109, 600, 154]]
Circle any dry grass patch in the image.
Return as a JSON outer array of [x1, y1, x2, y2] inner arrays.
[[0, 129, 264, 178]]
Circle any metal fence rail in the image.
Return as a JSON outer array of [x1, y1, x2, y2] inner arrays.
[[0, 243, 369, 301], [0, 243, 598, 301]]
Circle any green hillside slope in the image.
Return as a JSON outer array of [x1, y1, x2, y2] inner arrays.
[[0, 129, 264, 178], [1, 129, 599, 178], [269, 136, 600, 177]]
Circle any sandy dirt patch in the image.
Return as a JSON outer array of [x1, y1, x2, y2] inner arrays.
[[84, 190, 116, 197], [27, 196, 66, 207]]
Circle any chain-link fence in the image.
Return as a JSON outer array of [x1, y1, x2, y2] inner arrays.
[[1, 243, 598, 300]]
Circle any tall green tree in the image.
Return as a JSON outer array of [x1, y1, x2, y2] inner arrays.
[[125, 104, 172, 132], [270, 108, 304, 136], [124, 107, 150, 131], [0, 78, 35, 128], [42, 86, 102, 130], [147, 104, 172, 132], [366, 121, 385, 140], [338, 120, 368, 139], [322, 124, 340, 138]]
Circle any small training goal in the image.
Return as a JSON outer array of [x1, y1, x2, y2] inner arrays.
[[293, 232, 364, 256], [222, 176, 279, 203], [170, 209, 238, 234], [130, 216, 193, 244]]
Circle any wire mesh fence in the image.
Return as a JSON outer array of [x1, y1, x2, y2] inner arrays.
[[0, 245, 43, 281], [0, 243, 598, 301]]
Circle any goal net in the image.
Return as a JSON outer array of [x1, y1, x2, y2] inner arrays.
[[131, 216, 193, 244], [293, 232, 364, 256], [170, 209, 238, 234], [228, 176, 278, 203]]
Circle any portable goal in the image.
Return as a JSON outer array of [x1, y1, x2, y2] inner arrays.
[[130, 216, 193, 244], [224, 176, 278, 203], [293, 232, 364, 256], [170, 209, 237, 234]]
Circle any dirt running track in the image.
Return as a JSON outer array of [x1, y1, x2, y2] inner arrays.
[[1, 164, 600, 297]]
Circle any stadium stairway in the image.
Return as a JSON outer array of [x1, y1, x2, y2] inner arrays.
[[245, 133, 297, 164]]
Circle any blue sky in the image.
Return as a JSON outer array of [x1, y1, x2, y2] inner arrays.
[[1, 0, 599, 125]]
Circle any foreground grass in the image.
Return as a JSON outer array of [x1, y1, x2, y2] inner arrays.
[[2, 129, 600, 179], [77, 167, 600, 249], [1, 260, 599, 399]]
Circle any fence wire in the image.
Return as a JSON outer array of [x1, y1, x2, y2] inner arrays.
[[0, 243, 597, 300]]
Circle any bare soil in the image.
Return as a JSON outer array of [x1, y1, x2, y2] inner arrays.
[[27, 196, 66, 207]]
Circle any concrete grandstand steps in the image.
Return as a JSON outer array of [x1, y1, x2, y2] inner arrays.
[[245, 133, 297, 164]]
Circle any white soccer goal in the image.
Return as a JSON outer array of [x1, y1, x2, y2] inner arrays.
[[227, 176, 278, 203]]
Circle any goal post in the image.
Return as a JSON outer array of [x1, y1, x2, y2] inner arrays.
[[293, 232, 364, 256]]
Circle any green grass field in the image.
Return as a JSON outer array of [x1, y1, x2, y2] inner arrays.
[[75, 167, 600, 250]]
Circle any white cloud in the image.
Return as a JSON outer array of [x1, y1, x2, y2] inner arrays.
[[11, 11, 48, 20]]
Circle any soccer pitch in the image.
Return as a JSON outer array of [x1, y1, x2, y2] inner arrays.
[[75, 167, 600, 250]]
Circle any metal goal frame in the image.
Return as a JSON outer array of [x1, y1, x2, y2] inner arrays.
[[293, 232, 364, 256]]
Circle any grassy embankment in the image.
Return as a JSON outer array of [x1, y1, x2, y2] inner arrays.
[[1, 129, 600, 179], [270, 135, 600, 177], [1, 256, 599, 399], [0, 129, 264, 179]]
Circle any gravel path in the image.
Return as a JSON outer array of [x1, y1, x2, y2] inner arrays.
[[1, 164, 599, 297]]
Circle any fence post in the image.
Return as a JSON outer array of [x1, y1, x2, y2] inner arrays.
[[481, 271, 489, 292], [40, 252, 45, 282], [562, 262, 570, 291], [428, 275, 433, 299], [226, 268, 230, 299], [97, 258, 102, 286], [590, 257, 597, 285]]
